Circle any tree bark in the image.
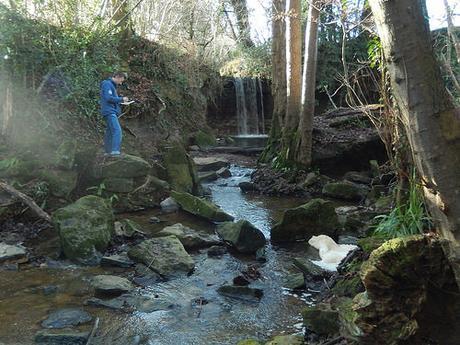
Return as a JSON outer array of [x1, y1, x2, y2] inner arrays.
[[369, 0, 460, 287], [443, 0, 460, 64], [296, 0, 320, 167], [229, 0, 254, 48], [281, 0, 302, 165], [260, 0, 286, 162]]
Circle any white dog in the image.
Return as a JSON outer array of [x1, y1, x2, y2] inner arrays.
[[308, 235, 358, 271]]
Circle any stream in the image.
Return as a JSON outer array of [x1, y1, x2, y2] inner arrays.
[[0, 165, 318, 345]]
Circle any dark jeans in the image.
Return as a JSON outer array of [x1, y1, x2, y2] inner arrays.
[[103, 113, 122, 154]]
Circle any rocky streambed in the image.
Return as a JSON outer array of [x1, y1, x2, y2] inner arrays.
[[0, 165, 324, 345]]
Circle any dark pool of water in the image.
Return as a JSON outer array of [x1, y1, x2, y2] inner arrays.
[[0, 166, 318, 345]]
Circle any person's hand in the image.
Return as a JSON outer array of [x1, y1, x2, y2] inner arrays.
[[123, 97, 129, 103]]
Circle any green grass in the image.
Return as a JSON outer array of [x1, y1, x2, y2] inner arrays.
[[373, 173, 431, 238]]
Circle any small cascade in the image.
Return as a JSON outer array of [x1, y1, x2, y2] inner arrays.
[[257, 78, 265, 134], [234, 77, 248, 135], [233, 77, 265, 135]]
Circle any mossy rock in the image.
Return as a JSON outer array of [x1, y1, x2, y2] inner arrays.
[[217, 220, 266, 253], [271, 199, 339, 243], [100, 154, 151, 179], [335, 297, 362, 339], [0, 158, 40, 181], [128, 235, 195, 277], [52, 196, 114, 265], [322, 182, 367, 201], [265, 335, 304, 345], [237, 340, 261, 345], [171, 190, 234, 222], [302, 303, 340, 336], [192, 130, 217, 148], [331, 275, 364, 297], [39, 169, 78, 198], [103, 177, 134, 193], [357, 235, 386, 254], [163, 144, 200, 194], [54, 140, 77, 170]]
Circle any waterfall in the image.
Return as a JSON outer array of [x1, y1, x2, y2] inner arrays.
[[234, 77, 265, 135], [234, 77, 248, 135], [257, 78, 265, 134]]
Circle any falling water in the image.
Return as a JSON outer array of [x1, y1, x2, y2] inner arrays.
[[234, 77, 265, 135], [234, 77, 248, 135], [258, 78, 265, 134]]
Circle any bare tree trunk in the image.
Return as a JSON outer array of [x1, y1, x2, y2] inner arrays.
[[260, 0, 286, 163], [296, 0, 320, 167], [281, 0, 302, 165], [370, 0, 460, 287], [229, 0, 254, 48], [443, 0, 460, 64]]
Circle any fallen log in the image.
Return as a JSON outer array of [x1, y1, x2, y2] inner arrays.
[[0, 181, 51, 223]]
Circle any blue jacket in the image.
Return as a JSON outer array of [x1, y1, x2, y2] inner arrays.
[[100, 79, 123, 116]]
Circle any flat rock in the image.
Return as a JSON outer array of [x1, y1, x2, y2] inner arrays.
[[41, 308, 92, 329], [207, 245, 227, 257], [0, 243, 27, 263], [293, 257, 331, 278], [198, 171, 218, 182], [100, 154, 151, 179], [193, 157, 230, 172], [86, 293, 175, 313], [217, 285, 263, 302], [216, 167, 232, 178], [35, 330, 89, 345], [91, 275, 134, 295], [128, 236, 195, 277], [171, 191, 234, 222], [101, 253, 134, 268], [157, 223, 221, 249]]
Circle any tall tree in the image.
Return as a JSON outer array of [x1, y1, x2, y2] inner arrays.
[[369, 0, 460, 287], [280, 0, 302, 165], [443, 0, 460, 64], [296, 0, 321, 166], [260, 0, 287, 162], [229, 0, 254, 48]]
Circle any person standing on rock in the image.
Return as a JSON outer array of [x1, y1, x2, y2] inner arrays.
[[100, 72, 130, 156]]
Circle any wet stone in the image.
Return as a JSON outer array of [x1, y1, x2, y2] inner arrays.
[[207, 245, 227, 257], [101, 253, 134, 268], [35, 330, 89, 345], [41, 308, 92, 329], [86, 293, 175, 313], [91, 275, 134, 296], [0, 242, 27, 263], [217, 285, 264, 302], [160, 197, 179, 213], [283, 273, 305, 290]]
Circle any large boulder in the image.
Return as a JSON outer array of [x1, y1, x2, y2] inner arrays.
[[171, 191, 234, 222], [302, 303, 340, 336], [163, 144, 201, 194], [157, 223, 221, 249], [54, 140, 77, 170], [91, 275, 134, 296], [52, 196, 114, 265], [100, 154, 151, 179], [217, 220, 266, 253], [322, 181, 367, 201], [346, 235, 458, 343], [270, 199, 339, 243], [128, 236, 195, 277], [38, 169, 78, 198]]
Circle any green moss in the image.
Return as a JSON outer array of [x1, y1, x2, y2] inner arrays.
[[163, 144, 199, 194], [302, 303, 340, 336], [193, 130, 217, 148], [322, 182, 366, 201], [52, 195, 114, 264], [54, 140, 77, 170], [101, 154, 151, 179], [358, 235, 386, 254], [171, 191, 234, 222], [332, 275, 364, 297], [271, 198, 339, 243], [237, 340, 261, 345], [38, 169, 78, 198], [335, 297, 362, 339]]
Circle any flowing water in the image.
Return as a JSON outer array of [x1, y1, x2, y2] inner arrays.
[[233, 78, 265, 135], [0, 166, 318, 345]]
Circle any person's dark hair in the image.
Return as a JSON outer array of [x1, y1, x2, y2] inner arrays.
[[112, 71, 127, 79]]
